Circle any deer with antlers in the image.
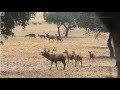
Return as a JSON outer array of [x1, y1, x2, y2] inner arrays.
[[88, 51, 95, 60], [41, 48, 66, 70], [45, 33, 56, 42]]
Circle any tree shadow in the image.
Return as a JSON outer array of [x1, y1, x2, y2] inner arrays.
[[96, 56, 116, 59]]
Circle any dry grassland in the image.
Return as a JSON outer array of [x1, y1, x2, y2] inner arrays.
[[0, 22, 117, 78]]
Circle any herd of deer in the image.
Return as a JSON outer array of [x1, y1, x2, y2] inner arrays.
[[1, 33, 63, 45], [25, 33, 63, 42], [0, 32, 96, 71], [41, 47, 95, 70]]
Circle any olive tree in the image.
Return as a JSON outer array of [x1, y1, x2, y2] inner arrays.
[[1, 12, 36, 35], [43, 12, 77, 37]]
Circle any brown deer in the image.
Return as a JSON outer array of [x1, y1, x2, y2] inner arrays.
[[4, 35, 8, 39], [0, 41, 4, 45], [55, 34, 63, 41], [45, 33, 56, 42], [88, 51, 95, 60], [25, 34, 36, 38], [38, 34, 46, 39], [10, 32, 15, 37], [2, 34, 8, 39], [73, 51, 83, 67], [52, 47, 57, 52], [63, 50, 75, 64], [41, 48, 66, 70], [63, 50, 83, 67]]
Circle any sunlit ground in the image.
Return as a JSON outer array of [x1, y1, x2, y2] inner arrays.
[[0, 22, 117, 78]]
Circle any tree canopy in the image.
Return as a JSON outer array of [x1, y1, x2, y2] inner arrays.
[[43, 12, 108, 37], [43, 12, 77, 36], [1, 12, 36, 35]]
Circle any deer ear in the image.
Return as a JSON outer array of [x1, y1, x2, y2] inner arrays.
[[44, 48, 47, 52], [48, 49, 50, 52], [72, 51, 75, 53]]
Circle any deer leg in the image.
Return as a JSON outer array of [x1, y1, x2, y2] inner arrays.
[[75, 60, 77, 67], [62, 61, 66, 70], [68, 58, 69, 63], [50, 61, 53, 70], [55, 61, 58, 70], [63, 64, 66, 70], [80, 60, 82, 67], [67, 59, 69, 67], [72, 59, 74, 65], [89, 57, 91, 61]]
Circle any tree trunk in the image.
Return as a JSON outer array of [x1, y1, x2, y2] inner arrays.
[[112, 31, 120, 78], [57, 26, 61, 37], [65, 29, 69, 37], [63, 24, 70, 37], [107, 33, 115, 58]]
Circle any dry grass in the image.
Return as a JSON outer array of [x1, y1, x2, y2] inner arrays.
[[0, 22, 117, 78]]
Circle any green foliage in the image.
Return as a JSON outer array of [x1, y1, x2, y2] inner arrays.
[[75, 12, 107, 32], [1, 12, 35, 35], [43, 12, 107, 34], [44, 12, 77, 26], [43, 12, 78, 36]]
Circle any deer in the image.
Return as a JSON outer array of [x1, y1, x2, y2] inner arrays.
[[52, 47, 57, 52], [4, 35, 8, 39], [73, 51, 83, 67], [45, 33, 56, 42], [55, 34, 63, 42], [41, 48, 66, 70], [0, 41, 4, 45], [1, 34, 8, 39], [38, 22, 42, 25], [63, 50, 83, 67], [63, 50, 76, 65], [9, 32, 15, 37], [25, 34, 36, 38], [38, 34, 46, 39], [32, 22, 37, 25], [88, 51, 95, 60]]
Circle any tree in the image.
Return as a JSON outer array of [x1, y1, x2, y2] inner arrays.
[[43, 12, 115, 58], [77, 12, 120, 77], [1, 12, 36, 35], [107, 33, 115, 58], [75, 12, 115, 58], [96, 12, 120, 77], [43, 12, 77, 37]]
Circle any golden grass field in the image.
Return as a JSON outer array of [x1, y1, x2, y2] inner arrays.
[[0, 22, 117, 78]]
